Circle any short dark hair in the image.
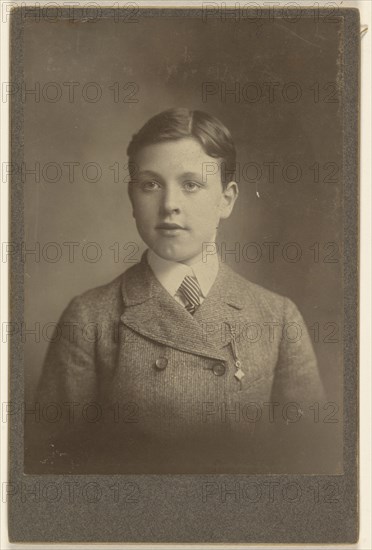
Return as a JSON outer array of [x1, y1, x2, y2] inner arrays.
[[126, 108, 236, 188]]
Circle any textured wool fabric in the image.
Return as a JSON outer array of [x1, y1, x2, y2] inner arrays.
[[32, 249, 328, 474]]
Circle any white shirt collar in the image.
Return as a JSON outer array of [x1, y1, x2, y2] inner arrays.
[[147, 248, 219, 299]]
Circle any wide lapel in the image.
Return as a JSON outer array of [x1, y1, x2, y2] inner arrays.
[[120, 251, 227, 361], [193, 261, 249, 351]]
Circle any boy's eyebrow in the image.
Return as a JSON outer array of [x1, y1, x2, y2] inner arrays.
[[178, 171, 204, 180], [136, 170, 205, 180], [137, 170, 161, 177]]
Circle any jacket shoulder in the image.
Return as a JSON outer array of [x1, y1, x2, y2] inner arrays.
[[64, 257, 151, 321], [224, 265, 293, 318], [60, 270, 128, 323]]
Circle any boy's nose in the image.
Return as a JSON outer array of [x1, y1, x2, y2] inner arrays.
[[160, 186, 182, 215]]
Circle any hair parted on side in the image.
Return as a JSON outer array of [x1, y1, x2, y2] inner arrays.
[[126, 108, 236, 188]]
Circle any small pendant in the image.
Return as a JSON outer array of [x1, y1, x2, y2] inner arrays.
[[234, 367, 245, 381], [230, 334, 245, 383]]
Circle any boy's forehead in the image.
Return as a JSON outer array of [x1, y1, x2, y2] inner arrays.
[[135, 138, 220, 175]]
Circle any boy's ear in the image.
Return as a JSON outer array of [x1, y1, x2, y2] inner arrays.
[[219, 181, 239, 219]]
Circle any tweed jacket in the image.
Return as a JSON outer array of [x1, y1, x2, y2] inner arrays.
[[32, 250, 327, 474]]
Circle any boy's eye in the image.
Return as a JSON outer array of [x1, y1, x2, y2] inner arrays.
[[183, 181, 200, 192], [141, 180, 160, 191]]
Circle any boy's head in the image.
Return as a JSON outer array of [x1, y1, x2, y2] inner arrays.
[[127, 108, 236, 187], [127, 108, 239, 265]]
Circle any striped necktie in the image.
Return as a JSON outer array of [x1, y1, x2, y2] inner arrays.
[[177, 275, 202, 314]]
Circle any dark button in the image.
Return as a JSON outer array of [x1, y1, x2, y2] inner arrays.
[[155, 357, 168, 370], [212, 363, 226, 376]]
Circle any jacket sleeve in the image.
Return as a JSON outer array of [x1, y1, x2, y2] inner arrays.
[[36, 295, 99, 405], [270, 297, 326, 406], [28, 296, 100, 473], [263, 297, 337, 473]]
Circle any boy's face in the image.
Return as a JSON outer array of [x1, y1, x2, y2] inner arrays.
[[129, 137, 238, 265]]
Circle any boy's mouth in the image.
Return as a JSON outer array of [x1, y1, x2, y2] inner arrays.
[[156, 222, 187, 237], [156, 223, 186, 230]]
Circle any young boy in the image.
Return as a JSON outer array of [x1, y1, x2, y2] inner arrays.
[[33, 108, 327, 474]]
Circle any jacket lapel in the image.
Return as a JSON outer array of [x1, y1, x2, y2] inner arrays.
[[119, 251, 246, 361]]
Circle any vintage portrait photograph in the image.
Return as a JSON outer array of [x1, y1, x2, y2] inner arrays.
[[18, 7, 346, 476], [6, 3, 362, 545]]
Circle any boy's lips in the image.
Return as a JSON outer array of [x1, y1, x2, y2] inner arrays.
[[156, 223, 186, 230]]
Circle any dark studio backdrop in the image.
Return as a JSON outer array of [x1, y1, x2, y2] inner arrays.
[[22, 11, 343, 467]]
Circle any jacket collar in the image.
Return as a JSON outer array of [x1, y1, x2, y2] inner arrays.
[[147, 248, 219, 299], [120, 250, 246, 360], [121, 250, 242, 307]]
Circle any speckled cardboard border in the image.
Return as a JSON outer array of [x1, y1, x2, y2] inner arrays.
[[8, 7, 359, 543]]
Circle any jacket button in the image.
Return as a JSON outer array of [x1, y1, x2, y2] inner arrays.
[[212, 363, 226, 376], [155, 357, 168, 370]]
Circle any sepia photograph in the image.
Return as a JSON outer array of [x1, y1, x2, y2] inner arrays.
[[6, 3, 361, 544], [22, 6, 344, 476]]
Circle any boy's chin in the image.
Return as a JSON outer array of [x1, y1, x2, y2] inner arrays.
[[151, 245, 202, 264]]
